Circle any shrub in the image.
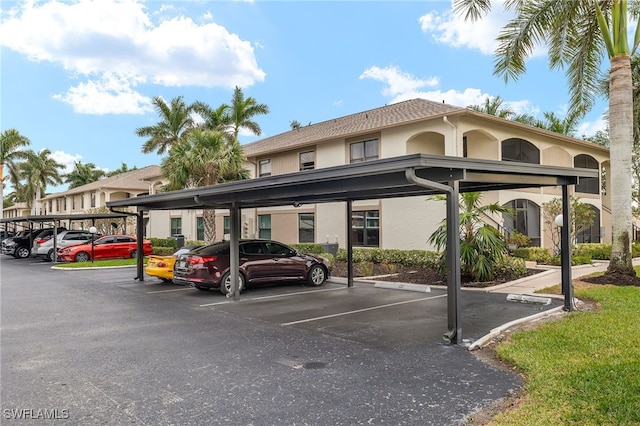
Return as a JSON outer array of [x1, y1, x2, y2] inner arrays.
[[512, 247, 553, 264], [152, 246, 175, 256], [575, 243, 611, 260], [357, 261, 374, 277], [291, 243, 325, 255], [494, 256, 527, 279], [149, 237, 176, 249], [335, 248, 440, 268], [633, 242, 640, 258]]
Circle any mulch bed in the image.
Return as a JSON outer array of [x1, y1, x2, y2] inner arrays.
[[581, 271, 640, 286], [330, 261, 542, 289]]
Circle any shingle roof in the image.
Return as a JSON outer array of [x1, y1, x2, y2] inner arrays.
[[243, 98, 464, 156], [42, 165, 162, 200]]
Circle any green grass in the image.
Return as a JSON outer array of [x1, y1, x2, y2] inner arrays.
[[54, 258, 147, 268], [490, 271, 640, 425]]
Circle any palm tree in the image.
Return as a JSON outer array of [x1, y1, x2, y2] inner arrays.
[[454, 0, 636, 277], [468, 95, 515, 119], [228, 86, 270, 143], [0, 129, 33, 205], [64, 161, 106, 189], [428, 192, 513, 282], [19, 149, 63, 213], [136, 96, 195, 155], [106, 162, 136, 177], [161, 129, 249, 243]]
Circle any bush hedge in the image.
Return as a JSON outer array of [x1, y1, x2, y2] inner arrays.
[[335, 248, 440, 269]]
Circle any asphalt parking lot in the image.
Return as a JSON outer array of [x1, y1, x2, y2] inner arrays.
[[1, 256, 562, 425]]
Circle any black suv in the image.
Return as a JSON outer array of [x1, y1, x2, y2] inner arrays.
[[1, 227, 66, 259]]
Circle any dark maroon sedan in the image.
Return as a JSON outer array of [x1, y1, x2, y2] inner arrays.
[[173, 239, 330, 294]]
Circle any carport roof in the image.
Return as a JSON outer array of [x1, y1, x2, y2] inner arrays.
[[105, 153, 598, 211], [0, 213, 130, 225]]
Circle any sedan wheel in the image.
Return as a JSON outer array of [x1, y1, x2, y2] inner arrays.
[[219, 272, 245, 295], [47, 249, 55, 262], [15, 246, 30, 259], [130, 250, 137, 258], [307, 265, 327, 286], [75, 252, 90, 262]]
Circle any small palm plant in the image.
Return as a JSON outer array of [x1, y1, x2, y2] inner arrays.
[[428, 192, 513, 282]]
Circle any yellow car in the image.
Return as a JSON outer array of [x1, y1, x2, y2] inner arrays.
[[145, 245, 201, 282]]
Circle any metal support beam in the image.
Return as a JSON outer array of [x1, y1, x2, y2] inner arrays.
[[230, 203, 241, 301], [346, 200, 354, 288], [445, 181, 461, 343], [136, 211, 145, 281], [405, 168, 461, 344], [561, 185, 573, 311]]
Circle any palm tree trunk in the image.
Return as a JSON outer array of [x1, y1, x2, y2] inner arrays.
[[607, 54, 635, 275], [203, 208, 217, 244]]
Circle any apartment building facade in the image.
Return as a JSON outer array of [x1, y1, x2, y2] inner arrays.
[[4, 99, 610, 249]]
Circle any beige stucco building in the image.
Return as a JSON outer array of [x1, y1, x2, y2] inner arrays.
[[5, 99, 611, 249]]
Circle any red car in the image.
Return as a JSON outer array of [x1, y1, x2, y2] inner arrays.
[[173, 239, 330, 294], [57, 235, 153, 262]]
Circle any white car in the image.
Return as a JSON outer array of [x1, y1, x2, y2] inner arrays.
[[32, 230, 99, 262]]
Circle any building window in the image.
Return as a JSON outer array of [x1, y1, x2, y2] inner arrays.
[[72, 197, 75, 210], [574, 154, 599, 194], [502, 199, 541, 246], [501, 138, 540, 164], [350, 139, 379, 163], [299, 151, 315, 170], [63, 198, 67, 211], [81, 196, 85, 209], [258, 214, 271, 239], [91, 193, 96, 208], [576, 205, 601, 243], [352, 210, 379, 247], [55, 199, 60, 211], [298, 213, 315, 243], [196, 217, 204, 240], [170, 218, 182, 236], [259, 159, 271, 177], [224, 216, 231, 236]]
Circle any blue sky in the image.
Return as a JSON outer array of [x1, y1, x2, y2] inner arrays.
[[1, 0, 608, 193]]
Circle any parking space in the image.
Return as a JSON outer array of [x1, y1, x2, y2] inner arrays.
[[2, 257, 558, 424]]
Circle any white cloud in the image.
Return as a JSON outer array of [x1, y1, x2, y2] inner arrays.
[[419, 1, 544, 58], [49, 151, 83, 174], [578, 117, 608, 138], [359, 65, 538, 114], [0, 0, 265, 114]]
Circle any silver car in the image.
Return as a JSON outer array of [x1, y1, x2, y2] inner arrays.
[[32, 230, 99, 262]]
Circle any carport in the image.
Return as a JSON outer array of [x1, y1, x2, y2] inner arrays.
[[106, 153, 598, 344], [0, 213, 130, 261]]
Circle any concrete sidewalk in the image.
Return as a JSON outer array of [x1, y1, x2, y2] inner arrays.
[[485, 257, 640, 296]]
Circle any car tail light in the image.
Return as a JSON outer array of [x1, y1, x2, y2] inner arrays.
[[35, 238, 48, 245], [156, 261, 168, 267], [187, 255, 218, 264]]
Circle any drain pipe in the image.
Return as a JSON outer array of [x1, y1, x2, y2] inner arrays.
[[405, 168, 462, 344], [443, 116, 458, 156], [109, 207, 145, 281]]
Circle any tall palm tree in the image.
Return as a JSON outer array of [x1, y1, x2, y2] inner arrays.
[[539, 111, 581, 136], [454, 0, 637, 276], [136, 96, 195, 155], [64, 161, 106, 189], [19, 149, 63, 213], [228, 86, 270, 143], [0, 128, 32, 205], [106, 162, 136, 177], [161, 129, 249, 243]]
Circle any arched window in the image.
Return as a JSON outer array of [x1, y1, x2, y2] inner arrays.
[[501, 138, 540, 164], [574, 154, 599, 194], [576, 205, 601, 243], [502, 199, 541, 246]]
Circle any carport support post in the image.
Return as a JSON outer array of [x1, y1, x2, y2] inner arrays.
[[346, 200, 354, 287], [136, 211, 145, 281], [560, 185, 573, 311], [230, 203, 241, 301], [446, 181, 461, 344]]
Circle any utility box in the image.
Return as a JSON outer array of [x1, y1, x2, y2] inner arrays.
[[171, 234, 185, 249], [321, 243, 339, 257]]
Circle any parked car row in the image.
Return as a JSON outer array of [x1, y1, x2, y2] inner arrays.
[[1, 229, 152, 262], [146, 239, 330, 295]]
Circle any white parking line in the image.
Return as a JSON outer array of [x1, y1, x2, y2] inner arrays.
[[281, 294, 447, 326], [147, 287, 194, 294], [198, 286, 347, 307]]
